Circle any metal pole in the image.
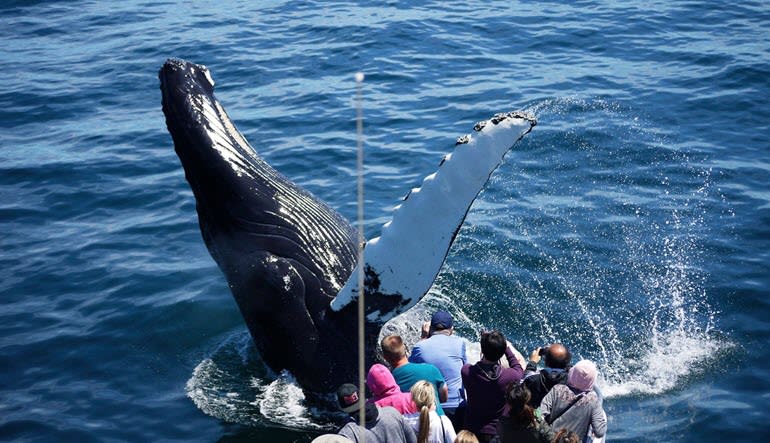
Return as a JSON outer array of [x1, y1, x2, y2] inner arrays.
[[354, 71, 365, 438]]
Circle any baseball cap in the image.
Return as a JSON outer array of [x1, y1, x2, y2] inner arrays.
[[430, 310, 453, 330], [336, 383, 363, 413]]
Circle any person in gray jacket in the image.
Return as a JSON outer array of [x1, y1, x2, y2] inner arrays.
[[539, 360, 606, 441], [336, 383, 417, 443]]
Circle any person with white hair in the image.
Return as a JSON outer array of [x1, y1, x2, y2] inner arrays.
[[539, 360, 607, 441]]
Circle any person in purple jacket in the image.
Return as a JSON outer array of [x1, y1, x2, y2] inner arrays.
[[460, 330, 523, 442]]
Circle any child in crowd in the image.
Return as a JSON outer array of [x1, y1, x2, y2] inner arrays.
[[496, 383, 553, 443], [404, 380, 457, 443], [367, 363, 418, 414], [454, 430, 479, 443]]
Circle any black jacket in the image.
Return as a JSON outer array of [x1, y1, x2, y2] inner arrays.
[[522, 362, 570, 408]]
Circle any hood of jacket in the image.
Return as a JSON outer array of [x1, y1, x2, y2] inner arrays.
[[366, 364, 401, 399], [542, 367, 570, 387]]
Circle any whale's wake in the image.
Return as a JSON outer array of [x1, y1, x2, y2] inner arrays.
[[186, 332, 342, 430]]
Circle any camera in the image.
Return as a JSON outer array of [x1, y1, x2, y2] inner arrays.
[[538, 346, 549, 356]]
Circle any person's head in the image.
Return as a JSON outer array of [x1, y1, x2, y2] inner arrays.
[[567, 359, 598, 392], [430, 310, 454, 333], [336, 383, 379, 422], [480, 330, 507, 361], [380, 335, 407, 366], [366, 363, 398, 398], [410, 380, 436, 443], [544, 343, 571, 369], [454, 430, 480, 443], [410, 380, 436, 410], [336, 383, 363, 415], [505, 382, 535, 425], [551, 429, 580, 443]]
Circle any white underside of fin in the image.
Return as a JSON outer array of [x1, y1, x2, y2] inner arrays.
[[330, 112, 535, 323]]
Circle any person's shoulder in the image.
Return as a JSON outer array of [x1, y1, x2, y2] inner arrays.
[[448, 334, 466, 343], [338, 422, 358, 437], [409, 361, 434, 371], [439, 413, 454, 429], [420, 362, 444, 378], [523, 370, 542, 382], [392, 364, 407, 375], [585, 389, 601, 404], [501, 365, 523, 379], [550, 382, 569, 392], [443, 334, 467, 348], [379, 405, 402, 418], [403, 410, 420, 419]]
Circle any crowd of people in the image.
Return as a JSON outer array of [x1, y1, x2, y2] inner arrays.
[[312, 311, 607, 443]]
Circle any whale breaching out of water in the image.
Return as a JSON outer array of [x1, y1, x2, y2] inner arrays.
[[159, 59, 536, 392]]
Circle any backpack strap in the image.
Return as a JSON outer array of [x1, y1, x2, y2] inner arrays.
[[546, 393, 585, 425], [441, 415, 447, 443], [350, 424, 361, 443]]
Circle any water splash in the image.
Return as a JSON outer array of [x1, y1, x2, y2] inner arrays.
[[434, 96, 730, 399], [185, 294, 486, 431], [596, 172, 723, 397], [185, 332, 340, 430]]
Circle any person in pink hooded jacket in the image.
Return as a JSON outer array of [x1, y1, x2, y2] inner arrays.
[[367, 363, 419, 414]]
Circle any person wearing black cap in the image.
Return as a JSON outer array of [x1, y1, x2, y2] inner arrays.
[[336, 383, 417, 443], [409, 310, 469, 430]]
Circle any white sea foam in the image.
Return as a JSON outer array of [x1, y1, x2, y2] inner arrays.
[[186, 332, 339, 430], [253, 372, 335, 430], [598, 329, 721, 398]]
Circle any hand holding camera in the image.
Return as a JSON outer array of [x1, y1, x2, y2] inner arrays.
[[530, 346, 548, 364]]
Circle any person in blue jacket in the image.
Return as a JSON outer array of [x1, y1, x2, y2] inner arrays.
[[410, 310, 468, 430]]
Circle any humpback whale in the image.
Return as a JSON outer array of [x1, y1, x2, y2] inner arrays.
[[159, 59, 536, 392]]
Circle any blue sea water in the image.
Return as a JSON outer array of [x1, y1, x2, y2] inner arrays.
[[1, 0, 769, 441]]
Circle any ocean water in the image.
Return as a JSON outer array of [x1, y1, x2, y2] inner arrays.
[[1, 1, 769, 441]]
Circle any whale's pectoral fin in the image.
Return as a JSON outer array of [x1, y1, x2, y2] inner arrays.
[[330, 111, 537, 325]]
